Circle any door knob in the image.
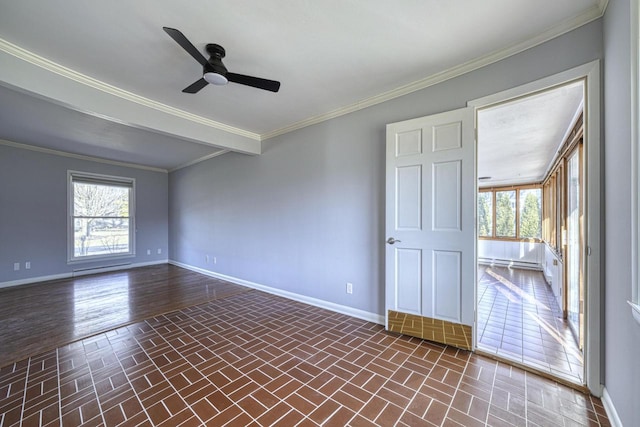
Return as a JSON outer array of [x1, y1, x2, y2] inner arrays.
[[386, 237, 401, 245]]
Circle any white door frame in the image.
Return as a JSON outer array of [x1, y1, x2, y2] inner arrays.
[[468, 60, 602, 396]]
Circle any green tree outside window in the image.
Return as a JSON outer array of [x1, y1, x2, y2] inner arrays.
[[495, 191, 516, 237], [519, 189, 542, 239], [478, 192, 493, 237]]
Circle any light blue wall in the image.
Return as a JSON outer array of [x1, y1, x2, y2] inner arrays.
[[603, 0, 640, 425], [2, 10, 637, 424], [0, 144, 168, 283], [169, 19, 603, 317]]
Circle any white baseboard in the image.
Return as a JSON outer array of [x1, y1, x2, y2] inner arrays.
[[0, 260, 168, 289], [169, 260, 385, 325], [602, 387, 623, 427], [0, 272, 71, 289], [478, 258, 543, 271]]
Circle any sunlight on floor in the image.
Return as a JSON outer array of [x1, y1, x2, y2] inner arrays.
[[486, 268, 550, 311], [525, 311, 583, 363], [477, 265, 584, 385]]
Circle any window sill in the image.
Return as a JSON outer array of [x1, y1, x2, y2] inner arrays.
[[629, 301, 640, 326]]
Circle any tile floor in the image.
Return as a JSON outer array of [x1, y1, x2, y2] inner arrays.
[[476, 265, 583, 385], [1, 287, 609, 426], [387, 311, 472, 350], [0, 264, 249, 368]]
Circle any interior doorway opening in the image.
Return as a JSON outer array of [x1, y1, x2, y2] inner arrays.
[[475, 80, 586, 386]]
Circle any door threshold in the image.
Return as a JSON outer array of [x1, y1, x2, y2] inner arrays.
[[475, 349, 589, 394]]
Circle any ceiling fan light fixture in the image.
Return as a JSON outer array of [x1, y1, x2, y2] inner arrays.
[[204, 72, 228, 85]]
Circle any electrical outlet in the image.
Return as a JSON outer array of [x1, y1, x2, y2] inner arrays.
[[205, 255, 209, 264], [13, 262, 20, 271], [157, 248, 162, 255], [213, 257, 217, 264], [147, 249, 151, 255], [346, 282, 353, 294], [25, 262, 31, 270]]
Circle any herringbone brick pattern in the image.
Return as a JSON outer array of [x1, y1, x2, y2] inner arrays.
[[1, 286, 610, 426]]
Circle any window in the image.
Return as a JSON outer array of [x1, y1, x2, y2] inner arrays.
[[68, 171, 135, 262], [519, 188, 542, 239], [478, 186, 541, 240], [542, 165, 565, 253], [495, 190, 516, 238], [477, 192, 493, 237], [542, 177, 555, 245]]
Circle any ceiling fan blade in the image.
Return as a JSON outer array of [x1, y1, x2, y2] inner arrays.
[[182, 78, 209, 94], [227, 73, 281, 92], [163, 27, 208, 67]]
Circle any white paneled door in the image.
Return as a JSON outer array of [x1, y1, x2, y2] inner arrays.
[[385, 108, 475, 332]]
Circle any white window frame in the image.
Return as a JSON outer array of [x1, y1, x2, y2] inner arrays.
[[67, 170, 136, 263], [631, 0, 640, 324]]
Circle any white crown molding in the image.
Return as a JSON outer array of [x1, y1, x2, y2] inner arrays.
[[0, 139, 168, 173], [0, 38, 260, 142], [261, 4, 606, 140], [169, 149, 230, 172], [0, 4, 607, 148]]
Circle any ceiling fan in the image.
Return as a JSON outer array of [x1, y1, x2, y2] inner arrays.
[[163, 27, 281, 94]]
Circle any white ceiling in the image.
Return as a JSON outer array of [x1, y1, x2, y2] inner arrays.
[[477, 81, 584, 188], [0, 0, 606, 171]]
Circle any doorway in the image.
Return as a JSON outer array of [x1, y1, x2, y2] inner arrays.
[[384, 61, 601, 395], [472, 77, 591, 387]]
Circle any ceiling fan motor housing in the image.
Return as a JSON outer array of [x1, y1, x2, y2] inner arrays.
[[203, 43, 228, 85], [206, 43, 226, 58], [203, 44, 228, 84]]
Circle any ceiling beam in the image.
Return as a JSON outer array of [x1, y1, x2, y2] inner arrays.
[[0, 38, 262, 155]]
